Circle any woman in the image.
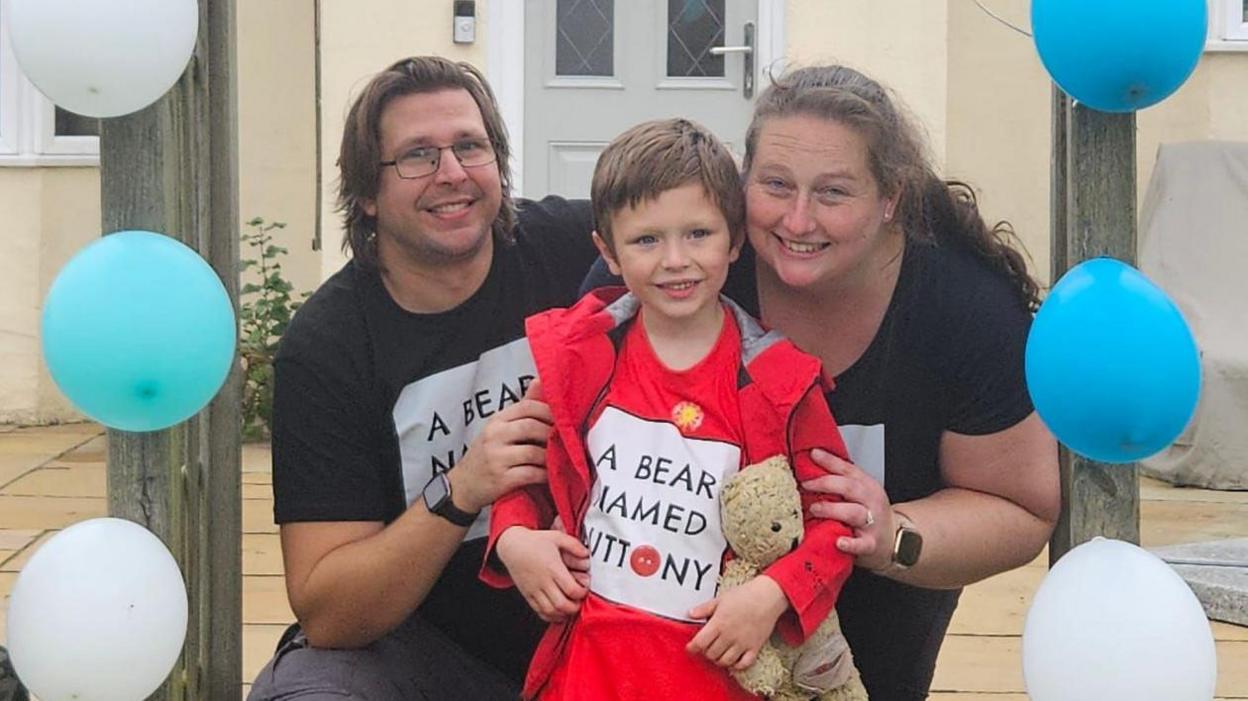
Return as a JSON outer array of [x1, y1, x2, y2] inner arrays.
[[583, 64, 1060, 700]]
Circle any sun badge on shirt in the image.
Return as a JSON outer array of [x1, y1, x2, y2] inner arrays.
[[671, 401, 704, 434]]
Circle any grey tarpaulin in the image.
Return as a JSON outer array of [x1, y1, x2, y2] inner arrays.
[[1138, 141, 1248, 490]]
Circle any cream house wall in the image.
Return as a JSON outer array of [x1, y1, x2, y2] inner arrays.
[[0, 170, 42, 422], [946, 1, 1052, 286], [785, 0, 950, 169], [316, 0, 488, 281], [0, 167, 99, 424], [237, 0, 320, 302], [33, 170, 101, 419]]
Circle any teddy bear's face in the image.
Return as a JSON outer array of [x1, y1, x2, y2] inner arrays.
[[720, 456, 805, 567]]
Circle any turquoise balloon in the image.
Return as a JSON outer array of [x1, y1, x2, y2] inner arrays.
[[1025, 258, 1200, 464], [41, 231, 236, 432], [1032, 0, 1206, 113]]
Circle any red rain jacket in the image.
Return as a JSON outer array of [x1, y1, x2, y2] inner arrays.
[[481, 288, 854, 699]]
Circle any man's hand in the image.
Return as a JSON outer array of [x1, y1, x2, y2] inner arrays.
[[686, 575, 789, 670], [496, 527, 590, 622], [449, 378, 553, 513]]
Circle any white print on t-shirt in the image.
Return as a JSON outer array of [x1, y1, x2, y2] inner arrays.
[[392, 337, 536, 541], [839, 424, 886, 486], [582, 406, 741, 622]]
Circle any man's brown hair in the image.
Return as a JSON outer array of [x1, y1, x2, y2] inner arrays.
[[337, 56, 515, 268], [591, 118, 744, 252]]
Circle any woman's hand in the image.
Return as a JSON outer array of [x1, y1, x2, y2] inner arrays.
[[802, 448, 894, 572]]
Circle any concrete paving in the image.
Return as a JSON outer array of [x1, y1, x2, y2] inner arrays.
[[1155, 538, 1248, 627]]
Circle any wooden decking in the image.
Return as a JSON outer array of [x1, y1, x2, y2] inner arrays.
[[0, 423, 1244, 698]]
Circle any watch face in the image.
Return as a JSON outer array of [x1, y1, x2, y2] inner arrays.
[[423, 472, 449, 509], [895, 528, 922, 567]]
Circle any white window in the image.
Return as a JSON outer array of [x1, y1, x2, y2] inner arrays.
[[1209, 0, 1248, 50], [0, 2, 20, 156], [0, 0, 100, 166], [1222, 0, 1248, 40]]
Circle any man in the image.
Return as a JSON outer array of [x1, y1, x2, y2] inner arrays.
[[247, 56, 597, 700]]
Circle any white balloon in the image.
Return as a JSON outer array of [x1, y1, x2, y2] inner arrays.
[[6, 518, 188, 701], [1023, 537, 1217, 701], [7, 0, 199, 118]]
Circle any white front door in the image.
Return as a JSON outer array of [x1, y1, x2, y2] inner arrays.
[[524, 0, 761, 198]]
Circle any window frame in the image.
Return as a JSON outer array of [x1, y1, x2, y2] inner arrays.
[[0, 0, 100, 166], [1208, 0, 1248, 51], [36, 101, 100, 157], [1221, 0, 1248, 40], [0, 0, 22, 156]]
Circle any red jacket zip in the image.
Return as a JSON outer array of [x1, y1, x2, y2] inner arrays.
[[481, 288, 854, 699]]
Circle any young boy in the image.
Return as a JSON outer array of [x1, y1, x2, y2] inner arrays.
[[480, 119, 855, 700]]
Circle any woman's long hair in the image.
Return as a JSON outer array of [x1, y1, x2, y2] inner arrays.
[[743, 65, 1041, 311]]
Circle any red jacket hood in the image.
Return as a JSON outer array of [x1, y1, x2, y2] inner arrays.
[[521, 287, 827, 538]]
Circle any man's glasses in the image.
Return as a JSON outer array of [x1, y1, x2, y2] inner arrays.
[[379, 139, 497, 179]]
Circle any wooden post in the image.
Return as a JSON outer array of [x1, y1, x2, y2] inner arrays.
[[1048, 87, 1141, 563], [99, 1, 240, 699]]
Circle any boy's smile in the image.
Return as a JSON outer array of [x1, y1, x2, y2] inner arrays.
[[597, 183, 741, 340]]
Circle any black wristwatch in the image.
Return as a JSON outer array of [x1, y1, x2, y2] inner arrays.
[[422, 472, 479, 527], [889, 512, 923, 570]]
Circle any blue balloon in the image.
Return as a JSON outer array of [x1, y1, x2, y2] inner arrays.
[[41, 231, 236, 432], [1025, 258, 1200, 464], [1032, 0, 1207, 113]]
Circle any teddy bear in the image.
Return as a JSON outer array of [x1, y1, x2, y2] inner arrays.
[[719, 455, 869, 701]]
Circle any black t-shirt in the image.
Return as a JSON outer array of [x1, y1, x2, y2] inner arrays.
[[584, 237, 1034, 696], [271, 196, 597, 682], [717, 240, 1034, 501]]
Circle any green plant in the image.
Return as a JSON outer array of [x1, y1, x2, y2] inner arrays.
[[239, 217, 305, 441]]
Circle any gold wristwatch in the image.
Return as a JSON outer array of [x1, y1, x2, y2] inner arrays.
[[877, 510, 922, 574]]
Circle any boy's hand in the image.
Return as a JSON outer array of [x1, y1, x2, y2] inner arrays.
[[562, 539, 591, 588], [496, 526, 591, 622], [546, 516, 591, 587], [686, 575, 790, 670]]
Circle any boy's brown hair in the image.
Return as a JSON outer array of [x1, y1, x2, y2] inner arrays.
[[590, 118, 745, 252]]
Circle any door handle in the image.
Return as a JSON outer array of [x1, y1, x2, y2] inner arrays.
[[709, 22, 754, 98]]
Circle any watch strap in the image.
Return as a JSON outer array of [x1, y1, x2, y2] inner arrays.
[[423, 473, 479, 527]]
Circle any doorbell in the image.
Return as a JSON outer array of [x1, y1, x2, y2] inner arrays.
[[453, 1, 476, 44]]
